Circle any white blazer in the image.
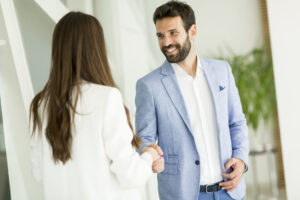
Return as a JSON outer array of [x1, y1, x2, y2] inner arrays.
[[30, 83, 153, 200]]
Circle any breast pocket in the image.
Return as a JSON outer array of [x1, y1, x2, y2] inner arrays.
[[218, 84, 229, 114], [161, 154, 178, 175]]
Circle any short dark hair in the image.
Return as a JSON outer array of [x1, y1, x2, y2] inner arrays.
[[153, 0, 196, 32]]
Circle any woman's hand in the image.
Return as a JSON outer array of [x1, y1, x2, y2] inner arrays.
[[142, 147, 160, 161], [142, 144, 164, 173]]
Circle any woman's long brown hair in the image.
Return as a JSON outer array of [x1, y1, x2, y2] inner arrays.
[[30, 12, 141, 164]]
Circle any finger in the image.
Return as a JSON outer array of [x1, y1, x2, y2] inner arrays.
[[156, 146, 163, 156], [219, 179, 233, 187], [154, 158, 164, 166], [150, 144, 163, 155], [226, 182, 238, 192], [220, 177, 240, 190], [221, 170, 238, 180], [152, 163, 159, 172], [153, 167, 163, 173], [156, 157, 164, 163], [152, 157, 164, 166], [225, 159, 235, 171], [149, 144, 163, 155], [221, 185, 233, 190], [227, 187, 237, 193], [159, 157, 164, 168], [147, 147, 159, 160], [221, 171, 237, 179], [221, 182, 236, 191], [158, 157, 164, 166], [152, 167, 160, 173], [153, 162, 164, 170], [158, 167, 164, 173], [153, 161, 164, 173]]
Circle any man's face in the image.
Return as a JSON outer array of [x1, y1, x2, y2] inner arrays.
[[156, 16, 191, 63]]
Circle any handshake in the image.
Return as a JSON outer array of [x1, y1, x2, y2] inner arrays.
[[142, 144, 165, 173]]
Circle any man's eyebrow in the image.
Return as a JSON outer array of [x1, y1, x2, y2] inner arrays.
[[156, 29, 177, 34]]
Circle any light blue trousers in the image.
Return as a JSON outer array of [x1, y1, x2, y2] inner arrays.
[[198, 189, 241, 200]]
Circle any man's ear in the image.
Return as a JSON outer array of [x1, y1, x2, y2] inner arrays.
[[189, 24, 197, 40]]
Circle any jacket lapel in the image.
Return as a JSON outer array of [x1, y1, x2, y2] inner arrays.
[[200, 59, 221, 126], [160, 61, 194, 136]]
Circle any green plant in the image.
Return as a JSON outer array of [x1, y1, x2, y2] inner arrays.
[[217, 47, 277, 130]]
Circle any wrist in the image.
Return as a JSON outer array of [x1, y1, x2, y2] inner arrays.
[[235, 158, 246, 171]]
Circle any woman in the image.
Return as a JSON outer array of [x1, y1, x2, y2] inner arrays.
[[30, 12, 163, 200]]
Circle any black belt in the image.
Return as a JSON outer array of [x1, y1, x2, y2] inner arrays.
[[199, 182, 222, 193]]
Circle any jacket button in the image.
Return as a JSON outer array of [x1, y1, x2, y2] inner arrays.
[[195, 160, 200, 165]]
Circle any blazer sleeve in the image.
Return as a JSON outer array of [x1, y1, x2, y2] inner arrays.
[[226, 62, 250, 172], [135, 79, 158, 153], [102, 88, 153, 188]]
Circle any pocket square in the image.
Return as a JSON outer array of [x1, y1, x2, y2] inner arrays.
[[219, 86, 226, 91]]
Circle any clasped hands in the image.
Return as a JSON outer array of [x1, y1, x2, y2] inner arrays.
[[142, 143, 164, 173]]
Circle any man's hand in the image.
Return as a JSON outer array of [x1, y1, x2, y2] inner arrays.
[[142, 147, 160, 161], [149, 143, 163, 156], [152, 156, 164, 173], [219, 158, 246, 193], [149, 143, 164, 173]]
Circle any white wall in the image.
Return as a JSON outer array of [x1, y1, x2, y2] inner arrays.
[[267, 0, 300, 199], [0, 1, 43, 199], [191, 0, 264, 57], [93, 0, 127, 97], [14, 0, 55, 93]]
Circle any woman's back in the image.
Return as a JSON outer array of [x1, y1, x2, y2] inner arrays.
[[31, 83, 153, 200]]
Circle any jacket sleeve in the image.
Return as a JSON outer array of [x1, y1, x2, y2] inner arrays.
[[135, 79, 158, 153], [102, 88, 153, 188], [226, 62, 249, 172]]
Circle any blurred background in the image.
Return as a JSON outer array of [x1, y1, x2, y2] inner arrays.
[[1, 0, 299, 199]]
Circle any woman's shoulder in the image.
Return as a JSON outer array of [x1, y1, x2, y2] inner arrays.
[[82, 83, 122, 102]]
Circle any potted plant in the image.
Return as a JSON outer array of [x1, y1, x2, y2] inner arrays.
[[217, 47, 276, 130]]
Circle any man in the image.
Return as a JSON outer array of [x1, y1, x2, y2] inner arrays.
[[135, 1, 249, 200]]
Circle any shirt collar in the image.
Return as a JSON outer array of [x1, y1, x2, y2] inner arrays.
[[171, 55, 202, 78]]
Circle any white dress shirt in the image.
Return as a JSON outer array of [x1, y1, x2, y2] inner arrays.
[[171, 56, 223, 185], [30, 83, 153, 200]]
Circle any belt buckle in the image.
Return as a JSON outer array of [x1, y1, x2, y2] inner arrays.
[[205, 185, 212, 193]]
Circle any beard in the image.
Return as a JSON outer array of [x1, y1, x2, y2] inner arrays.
[[161, 35, 191, 63]]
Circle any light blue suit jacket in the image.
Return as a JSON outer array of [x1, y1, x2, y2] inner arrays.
[[135, 58, 249, 200]]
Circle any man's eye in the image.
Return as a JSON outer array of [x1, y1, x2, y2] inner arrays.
[[170, 31, 177, 35], [157, 34, 164, 39]]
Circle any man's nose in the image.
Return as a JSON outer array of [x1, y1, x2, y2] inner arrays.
[[162, 36, 172, 47]]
